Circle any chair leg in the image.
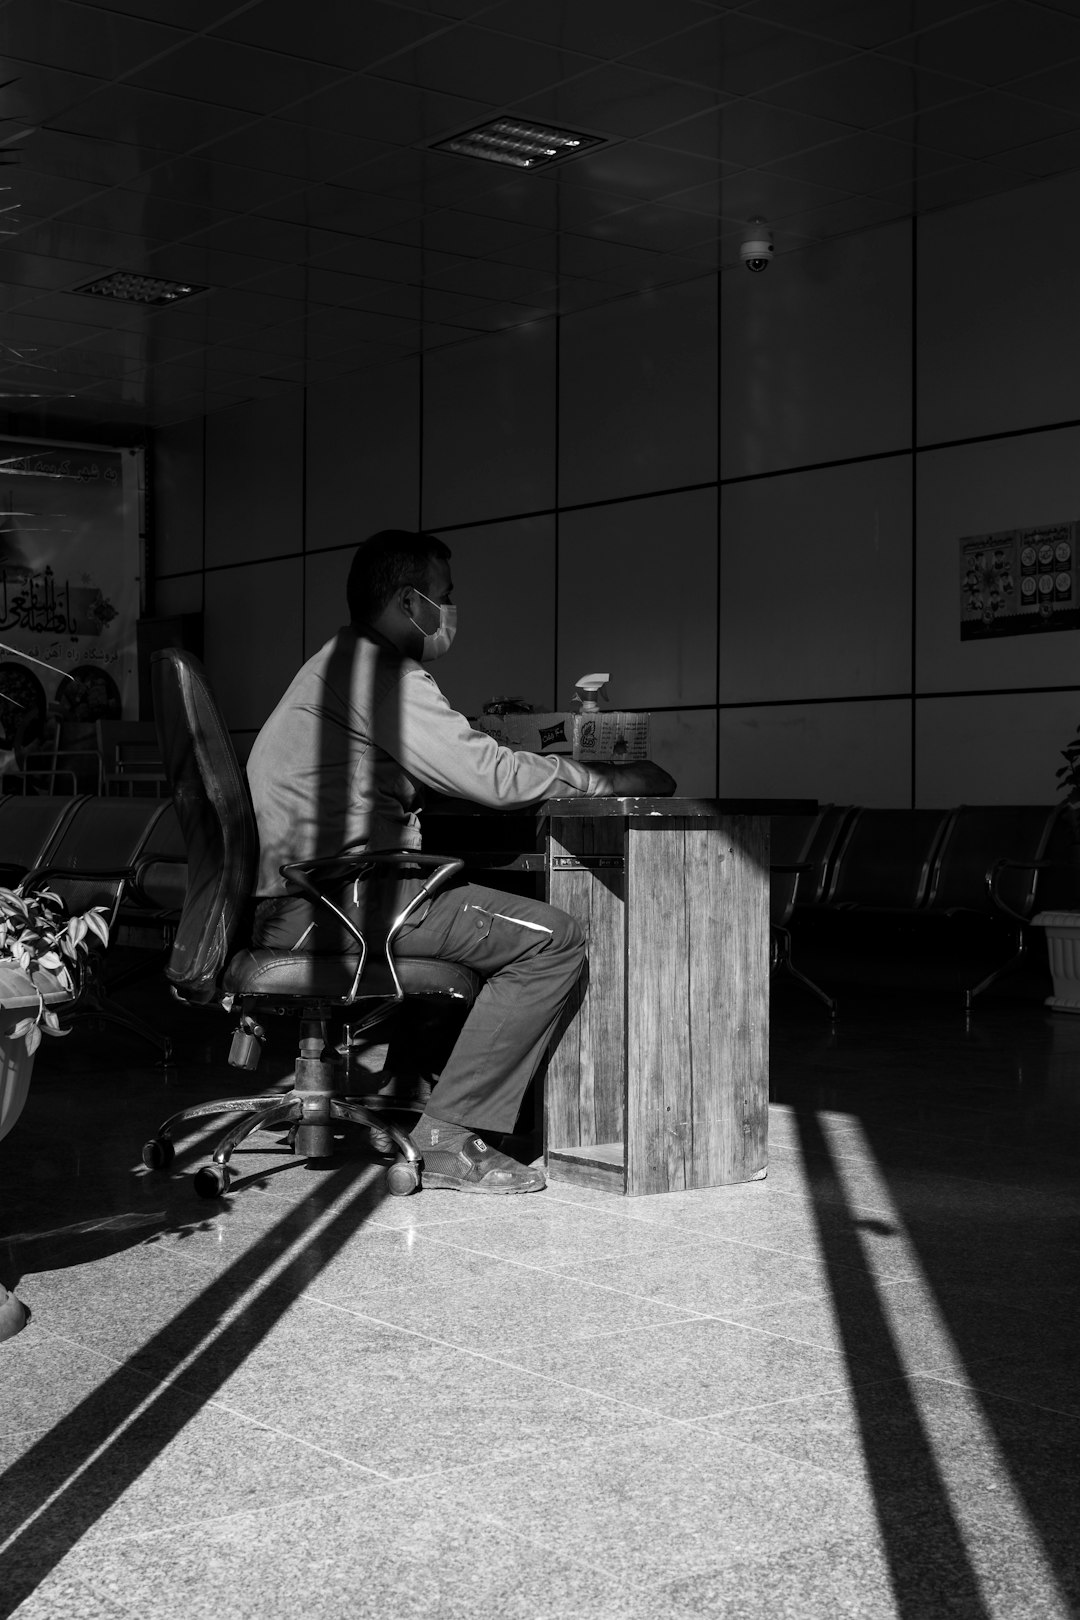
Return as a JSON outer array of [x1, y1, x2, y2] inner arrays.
[[771, 926, 837, 1018], [964, 929, 1027, 1012], [64, 995, 174, 1062]]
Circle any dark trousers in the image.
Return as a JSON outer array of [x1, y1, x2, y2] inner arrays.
[[254, 880, 585, 1134]]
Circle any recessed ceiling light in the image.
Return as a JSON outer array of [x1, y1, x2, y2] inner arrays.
[[431, 118, 604, 169], [70, 272, 208, 306]]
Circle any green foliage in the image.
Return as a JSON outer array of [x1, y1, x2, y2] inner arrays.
[[0, 885, 110, 1055]]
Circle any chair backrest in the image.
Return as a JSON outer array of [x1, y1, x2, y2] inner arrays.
[[925, 804, 1061, 917], [770, 811, 824, 928], [825, 808, 952, 910], [29, 797, 176, 923], [151, 649, 258, 1003], [0, 794, 86, 881]]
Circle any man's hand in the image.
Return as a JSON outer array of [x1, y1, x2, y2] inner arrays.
[[594, 759, 677, 798]]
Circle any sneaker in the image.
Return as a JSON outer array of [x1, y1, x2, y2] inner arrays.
[[419, 1134, 546, 1194]]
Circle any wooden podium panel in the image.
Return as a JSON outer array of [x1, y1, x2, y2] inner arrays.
[[544, 800, 771, 1196]]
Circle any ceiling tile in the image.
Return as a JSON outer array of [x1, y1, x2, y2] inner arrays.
[[408, 207, 548, 258], [737, 0, 987, 49], [554, 142, 725, 202], [49, 188, 234, 245], [508, 63, 725, 139], [0, 62, 105, 127], [178, 215, 362, 266], [371, 27, 596, 105], [0, 0, 187, 78], [212, 0, 451, 70], [621, 13, 857, 96], [777, 191, 913, 241], [251, 186, 419, 237], [330, 148, 501, 211], [478, 0, 718, 57], [59, 0, 235, 24], [284, 76, 492, 146], [998, 123, 1080, 175], [195, 120, 393, 183], [1006, 59, 1080, 115], [875, 158, 1031, 213], [125, 37, 347, 116], [881, 90, 1080, 165], [765, 131, 957, 194], [756, 53, 975, 128], [574, 199, 720, 253], [423, 257, 559, 305], [48, 85, 253, 155], [881, 1, 1080, 86], [119, 156, 303, 213], [677, 166, 846, 222], [16, 128, 169, 188]]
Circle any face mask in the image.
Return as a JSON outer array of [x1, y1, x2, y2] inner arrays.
[[408, 588, 458, 662]]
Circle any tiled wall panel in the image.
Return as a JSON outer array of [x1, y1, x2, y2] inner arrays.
[[557, 488, 718, 711], [720, 457, 912, 704], [916, 426, 1080, 694], [204, 558, 303, 731], [303, 546, 350, 659], [204, 392, 304, 567], [422, 324, 555, 528], [650, 708, 717, 799], [435, 515, 556, 721], [918, 169, 1080, 446], [915, 691, 1080, 806], [559, 276, 718, 507], [721, 221, 912, 480], [718, 700, 911, 807], [306, 358, 420, 548], [152, 415, 203, 582]]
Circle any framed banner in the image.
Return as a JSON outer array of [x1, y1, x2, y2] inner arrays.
[[0, 437, 142, 752], [960, 521, 1080, 640]]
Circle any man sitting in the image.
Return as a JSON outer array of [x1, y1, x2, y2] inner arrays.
[[246, 528, 674, 1194]]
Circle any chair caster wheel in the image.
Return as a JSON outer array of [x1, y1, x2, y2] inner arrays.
[[370, 1126, 393, 1156], [194, 1163, 232, 1199], [386, 1161, 421, 1197], [142, 1136, 175, 1171]]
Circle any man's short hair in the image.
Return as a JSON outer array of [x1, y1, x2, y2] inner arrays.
[[346, 529, 451, 626]]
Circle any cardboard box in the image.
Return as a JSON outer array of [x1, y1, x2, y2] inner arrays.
[[472, 712, 573, 754], [571, 711, 650, 763]]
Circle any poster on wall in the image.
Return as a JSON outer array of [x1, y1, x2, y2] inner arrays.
[[960, 521, 1080, 640], [0, 436, 141, 751]]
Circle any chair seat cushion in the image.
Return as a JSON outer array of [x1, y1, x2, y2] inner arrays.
[[222, 948, 480, 1005]]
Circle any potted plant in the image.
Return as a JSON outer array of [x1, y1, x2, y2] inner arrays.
[[0, 882, 109, 1341], [0, 882, 110, 1140]]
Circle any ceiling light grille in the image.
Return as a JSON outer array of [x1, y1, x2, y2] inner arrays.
[[70, 272, 207, 306], [432, 118, 603, 169]]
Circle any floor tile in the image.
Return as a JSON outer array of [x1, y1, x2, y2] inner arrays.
[[720, 1276, 1076, 1378], [500, 1315, 875, 1420]]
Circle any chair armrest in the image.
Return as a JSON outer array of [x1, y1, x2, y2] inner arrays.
[[279, 848, 465, 956], [986, 856, 1065, 925]]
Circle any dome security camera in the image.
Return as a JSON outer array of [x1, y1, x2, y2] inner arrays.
[[740, 222, 774, 273]]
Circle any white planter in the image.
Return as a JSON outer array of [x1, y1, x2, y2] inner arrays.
[[1033, 911, 1080, 1012], [0, 1023, 34, 1144]]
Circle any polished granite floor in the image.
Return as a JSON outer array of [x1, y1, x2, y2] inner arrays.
[[2, 957, 1079, 1620]]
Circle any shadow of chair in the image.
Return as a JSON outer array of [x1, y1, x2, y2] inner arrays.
[[139, 647, 480, 1201]]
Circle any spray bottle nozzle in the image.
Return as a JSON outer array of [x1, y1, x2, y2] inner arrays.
[[573, 673, 609, 713]]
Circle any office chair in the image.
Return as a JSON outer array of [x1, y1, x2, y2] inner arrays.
[[140, 649, 479, 1200]]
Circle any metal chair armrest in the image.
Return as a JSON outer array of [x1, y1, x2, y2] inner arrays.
[[985, 856, 1061, 925], [278, 849, 465, 976]]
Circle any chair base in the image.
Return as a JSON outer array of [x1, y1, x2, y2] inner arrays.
[[142, 1084, 425, 1199]]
